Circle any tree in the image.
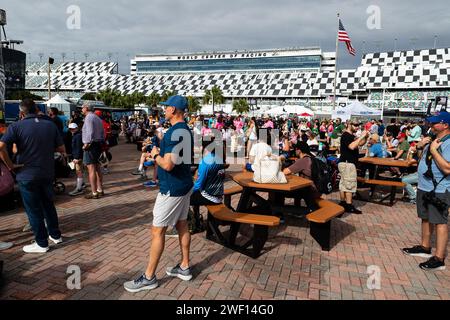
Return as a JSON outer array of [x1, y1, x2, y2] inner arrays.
[[187, 96, 202, 113], [161, 90, 177, 102], [96, 88, 121, 107], [81, 92, 97, 101], [203, 86, 224, 114], [7, 90, 43, 101], [232, 99, 250, 115], [146, 91, 161, 108]]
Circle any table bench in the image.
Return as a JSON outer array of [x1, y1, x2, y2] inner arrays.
[[224, 186, 244, 210], [306, 199, 345, 251], [206, 204, 280, 258], [357, 177, 405, 206]]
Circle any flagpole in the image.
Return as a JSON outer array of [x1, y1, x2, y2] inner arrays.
[[333, 13, 340, 116]]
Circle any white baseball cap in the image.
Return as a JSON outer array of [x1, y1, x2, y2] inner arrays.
[[68, 123, 78, 129]]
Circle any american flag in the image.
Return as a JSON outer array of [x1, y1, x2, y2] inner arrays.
[[338, 19, 356, 56]]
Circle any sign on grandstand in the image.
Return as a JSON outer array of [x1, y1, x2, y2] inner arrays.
[[427, 96, 448, 115]]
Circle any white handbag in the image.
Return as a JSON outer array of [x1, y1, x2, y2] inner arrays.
[[253, 155, 288, 184]]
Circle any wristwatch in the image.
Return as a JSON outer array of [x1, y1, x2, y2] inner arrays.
[[153, 153, 160, 161]]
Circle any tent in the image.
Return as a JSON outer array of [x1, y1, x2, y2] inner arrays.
[[332, 101, 381, 121], [46, 94, 71, 113], [266, 105, 314, 117]]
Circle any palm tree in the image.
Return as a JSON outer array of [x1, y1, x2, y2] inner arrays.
[[96, 88, 121, 107], [161, 90, 177, 102], [187, 96, 202, 113], [203, 86, 224, 114], [232, 99, 250, 115], [146, 91, 161, 108]]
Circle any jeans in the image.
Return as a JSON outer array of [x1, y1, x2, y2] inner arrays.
[[402, 173, 418, 200], [18, 180, 62, 248]]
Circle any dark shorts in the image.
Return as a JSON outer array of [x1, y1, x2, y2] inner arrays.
[[417, 189, 449, 225], [190, 190, 218, 206], [83, 142, 102, 165]]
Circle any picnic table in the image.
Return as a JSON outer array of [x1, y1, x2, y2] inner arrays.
[[357, 157, 417, 206], [231, 171, 313, 214]]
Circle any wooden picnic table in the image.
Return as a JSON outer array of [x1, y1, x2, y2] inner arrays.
[[231, 171, 313, 214], [358, 157, 417, 168], [357, 157, 417, 206]]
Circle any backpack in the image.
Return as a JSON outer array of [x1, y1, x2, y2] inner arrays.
[[310, 156, 333, 195], [0, 162, 14, 196]]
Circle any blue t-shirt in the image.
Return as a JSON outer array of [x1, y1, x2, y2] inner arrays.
[[369, 143, 385, 158], [158, 121, 194, 197], [1, 115, 64, 182], [418, 138, 450, 193]]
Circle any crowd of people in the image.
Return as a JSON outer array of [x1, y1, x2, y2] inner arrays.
[[0, 94, 448, 293]]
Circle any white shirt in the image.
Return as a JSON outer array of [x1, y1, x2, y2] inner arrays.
[[307, 138, 319, 147], [250, 142, 273, 171]]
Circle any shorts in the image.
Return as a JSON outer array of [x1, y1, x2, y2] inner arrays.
[[417, 189, 449, 225], [152, 189, 193, 227], [83, 142, 102, 165], [338, 162, 357, 193], [331, 137, 341, 148], [75, 160, 84, 174]]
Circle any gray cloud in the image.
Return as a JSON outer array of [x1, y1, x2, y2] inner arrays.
[[1, 0, 449, 73]]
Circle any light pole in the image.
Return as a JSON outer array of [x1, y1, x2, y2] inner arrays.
[[211, 89, 215, 115], [434, 35, 438, 49]]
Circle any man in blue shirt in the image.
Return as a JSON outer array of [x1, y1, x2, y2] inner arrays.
[[124, 95, 194, 293], [0, 99, 65, 254], [403, 112, 450, 271]]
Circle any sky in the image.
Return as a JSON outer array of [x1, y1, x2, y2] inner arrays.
[[1, 0, 450, 74]]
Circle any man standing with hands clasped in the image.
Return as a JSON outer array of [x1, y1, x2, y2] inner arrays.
[[124, 95, 194, 292], [403, 112, 450, 271]]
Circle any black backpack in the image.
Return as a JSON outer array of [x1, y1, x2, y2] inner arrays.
[[310, 156, 333, 195]]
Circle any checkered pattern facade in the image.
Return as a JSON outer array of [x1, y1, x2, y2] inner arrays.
[[25, 48, 450, 102]]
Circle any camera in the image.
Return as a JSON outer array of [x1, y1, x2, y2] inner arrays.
[[423, 191, 448, 212]]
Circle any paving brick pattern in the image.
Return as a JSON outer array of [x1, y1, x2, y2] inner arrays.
[[0, 141, 449, 300]]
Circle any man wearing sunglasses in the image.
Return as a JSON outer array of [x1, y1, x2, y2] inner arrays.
[[403, 111, 450, 271]]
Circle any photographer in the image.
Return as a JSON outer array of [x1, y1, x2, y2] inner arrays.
[[403, 112, 450, 271]]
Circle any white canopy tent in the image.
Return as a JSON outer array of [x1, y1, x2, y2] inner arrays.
[[46, 94, 71, 116], [266, 105, 315, 117], [332, 101, 381, 121]]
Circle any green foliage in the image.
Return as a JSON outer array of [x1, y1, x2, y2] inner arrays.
[[232, 99, 250, 115], [187, 96, 202, 113], [203, 86, 224, 107], [6, 90, 43, 101]]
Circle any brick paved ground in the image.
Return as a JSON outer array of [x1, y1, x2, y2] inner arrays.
[[0, 140, 449, 300]]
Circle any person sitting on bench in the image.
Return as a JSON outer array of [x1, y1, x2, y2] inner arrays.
[[189, 139, 226, 233], [283, 141, 321, 213]]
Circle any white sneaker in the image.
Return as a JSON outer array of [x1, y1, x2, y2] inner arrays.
[[23, 242, 49, 253], [49, 236, 63, 245], [0, 242, 13, 251]]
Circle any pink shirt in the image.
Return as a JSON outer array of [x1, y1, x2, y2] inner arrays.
[[201, 127, 212, 136], [234, 120, 244, 131], [263, 121, 274, 129], [215, 122, 224, 130]]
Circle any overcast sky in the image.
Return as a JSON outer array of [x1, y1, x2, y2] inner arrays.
[[2, 0, 450, 73]]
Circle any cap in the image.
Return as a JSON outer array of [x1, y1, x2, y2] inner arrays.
[[426, 111, 450, 125], [95, 110, 102, 117], [68, 123, 78, 129], [397, 133, 407, 139], [160, 95, 188, 112]]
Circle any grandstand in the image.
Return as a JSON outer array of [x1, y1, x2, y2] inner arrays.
[[25, 47, 450, 114]]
